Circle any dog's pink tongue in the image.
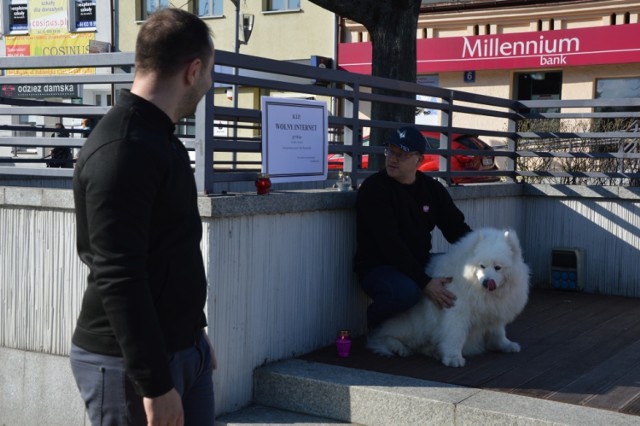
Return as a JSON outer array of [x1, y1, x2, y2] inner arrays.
[[486, 280, 497, 291]]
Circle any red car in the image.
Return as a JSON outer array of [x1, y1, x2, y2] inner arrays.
[[328, 131, 499, 184]]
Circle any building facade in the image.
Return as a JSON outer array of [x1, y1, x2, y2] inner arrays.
[[117, 1, 337, 144], [339, 0, 640, 142], [118, 1, 336, 65]]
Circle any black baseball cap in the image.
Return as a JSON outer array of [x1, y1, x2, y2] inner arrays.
[[387, 126, 427, 154]]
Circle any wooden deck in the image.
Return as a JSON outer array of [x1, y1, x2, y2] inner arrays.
[[301, 289, 640, 416]]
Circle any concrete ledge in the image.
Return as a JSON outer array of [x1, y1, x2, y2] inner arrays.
[[254, 359, 479, 425], [197, 189, 357, 218], [215, 405, 352, 425], [0, 186, 74, 210], [0, 183, 522, 216], [524, 183, 640, 200], [198, 183, 524, 217], [458, 389, 639, 426], [254, 359, 640, 426]]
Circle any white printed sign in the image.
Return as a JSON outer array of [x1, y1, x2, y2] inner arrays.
[[261, 97, 328, 183]]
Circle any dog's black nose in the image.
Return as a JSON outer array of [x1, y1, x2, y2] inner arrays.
[[483, 279, 497, 291]]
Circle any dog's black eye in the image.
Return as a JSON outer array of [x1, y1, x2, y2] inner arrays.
[[495, 266, 502, 271], [480, 264, 486, 269]]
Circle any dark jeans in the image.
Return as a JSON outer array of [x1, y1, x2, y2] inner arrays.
[[70, 331, 214, 426], [360, 265, 422, 328]]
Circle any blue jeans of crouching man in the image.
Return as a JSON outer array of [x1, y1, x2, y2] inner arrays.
[[70, 330, 214, 425], [360, 265, 423, 329]]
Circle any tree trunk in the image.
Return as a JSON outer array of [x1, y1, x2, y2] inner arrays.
[[368, 3, 421, 169], [307, 0, 423, 169]]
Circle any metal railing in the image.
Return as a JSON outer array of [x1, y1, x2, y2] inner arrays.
[[1, 51, 639, 192]]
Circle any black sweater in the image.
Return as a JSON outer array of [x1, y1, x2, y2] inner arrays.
[[72, 90, 208, 398], [354, 170, 471, 289]]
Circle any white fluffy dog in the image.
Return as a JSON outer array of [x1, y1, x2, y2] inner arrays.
[[367, 228, 530, 367]]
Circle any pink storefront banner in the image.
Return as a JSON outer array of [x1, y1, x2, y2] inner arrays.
[[339, 23, 640, 74]]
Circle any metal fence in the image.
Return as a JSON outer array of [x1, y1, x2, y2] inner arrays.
[[1, 51, 639, 192]]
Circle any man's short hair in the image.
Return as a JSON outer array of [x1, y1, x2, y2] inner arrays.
[[135, 8, 213, 78]]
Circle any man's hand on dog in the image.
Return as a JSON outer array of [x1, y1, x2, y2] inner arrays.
[[425, 277, 456, 309]]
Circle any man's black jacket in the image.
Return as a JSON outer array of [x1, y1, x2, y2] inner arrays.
[[72, 90, 207, 398], [354, 170, 471, 288]]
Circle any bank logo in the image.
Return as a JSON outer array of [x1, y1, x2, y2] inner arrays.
[[461, 35, 580, 67]]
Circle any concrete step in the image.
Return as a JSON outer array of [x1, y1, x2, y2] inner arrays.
[[215, 404, 357, 425], [251, 359, 640, 426]]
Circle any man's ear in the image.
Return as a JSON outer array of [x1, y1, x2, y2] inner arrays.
[[184, 58, 203, 86]]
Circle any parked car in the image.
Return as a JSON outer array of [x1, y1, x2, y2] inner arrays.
[[327, 151, 369, 170], [328, 131, 499, 184], [419, 132, 500, 184]]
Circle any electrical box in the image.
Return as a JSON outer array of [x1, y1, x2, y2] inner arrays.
[[550, 248, 584, 291]]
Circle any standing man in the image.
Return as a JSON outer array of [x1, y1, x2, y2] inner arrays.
[[71, 8, 216, 425], [46, 123, 73, 168], [354, 126, 472, 330]]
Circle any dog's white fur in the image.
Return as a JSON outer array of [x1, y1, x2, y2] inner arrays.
[[367, 228, 530, 367]]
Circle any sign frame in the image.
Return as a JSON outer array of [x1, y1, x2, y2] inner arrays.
[[260, 96, 328, 183]]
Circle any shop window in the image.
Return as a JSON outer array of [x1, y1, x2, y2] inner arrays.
[[264, 0, 300, 12], [6, 0, 28, 34], [74, 0, 97, 31], [514, 71, 563, 129], [610, 14, 616, 25], [139, 0, 169, 20], [594, 77, 640, 131], [416, 75, 440, 127], [196, 0, 223, 17]]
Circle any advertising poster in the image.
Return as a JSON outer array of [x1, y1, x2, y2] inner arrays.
[[29, 0, 69, 35], [261, 97, 328, 183], [9, 2, 29, 32], [5, 33, 95, 75], [75, 0, 97, 30]]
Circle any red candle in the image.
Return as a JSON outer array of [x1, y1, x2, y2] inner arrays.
[[255, 173, 271, 195]]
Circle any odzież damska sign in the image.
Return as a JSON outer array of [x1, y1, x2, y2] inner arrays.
[[0, 83, 80, 99], [339, 23, 640, 74]]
